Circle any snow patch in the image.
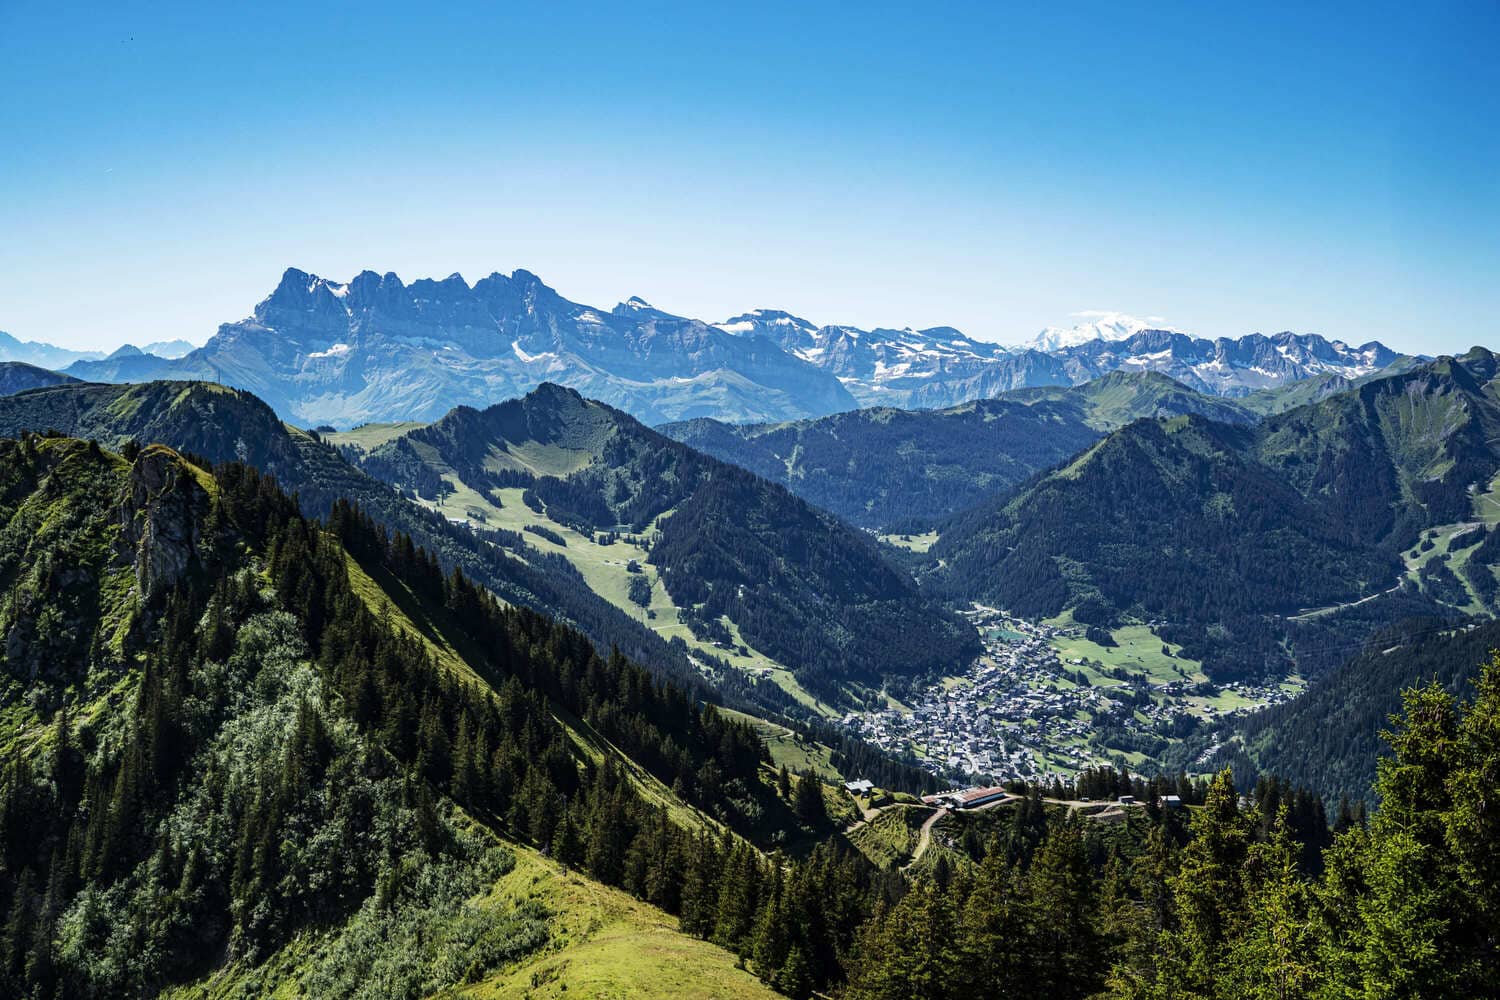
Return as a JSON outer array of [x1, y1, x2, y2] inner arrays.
[[512, 340, 557, 364]]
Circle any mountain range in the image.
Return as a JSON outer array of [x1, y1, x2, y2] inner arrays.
[[0, 329, 195, 369], [0, 377, 976, 715], [2, 267, 1415, 429], [714, 308, 1406, 409], [0, 321, 1495, 999], [58, 269, 859, 427]]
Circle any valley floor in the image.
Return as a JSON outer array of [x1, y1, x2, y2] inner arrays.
[[840, 606, 1300, 783]]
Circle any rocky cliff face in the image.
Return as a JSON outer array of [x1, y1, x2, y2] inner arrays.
[[0, 437, 223, 688], [101, 268, 859, 427], [117, 445, 213, 602]]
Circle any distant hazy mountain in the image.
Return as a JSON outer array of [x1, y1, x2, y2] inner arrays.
[[661, 371, 1253, 530], [0, 330, 105, 369], [62, 350, 197, 383], [1051, 329, 1403, 397], [0, 361, 79, 396], [99, 268, 858, 428], [141, 338, 198, 358], [1021, 311, 1170, 352], [16, 270, 1414, 424], [716, 307, 1406, 408], [715, 309, 1019, 410]]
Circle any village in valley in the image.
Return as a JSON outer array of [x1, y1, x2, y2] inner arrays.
[[839, 605, 1301, 784]]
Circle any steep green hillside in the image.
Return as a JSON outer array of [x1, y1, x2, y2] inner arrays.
[[0, 433, 802, 999], [660, 371, 1250, 531], [1257, 347, 1500, 545], [927, 416, 1398, 679], [0, 380, 783, 714], [349, 384, 979, 707]]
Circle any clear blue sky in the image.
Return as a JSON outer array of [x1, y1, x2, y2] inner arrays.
[[1, 1, 1495, 355]]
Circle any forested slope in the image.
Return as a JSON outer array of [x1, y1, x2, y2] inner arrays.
[[354, 383, 979, 704], [660, 371, 1251, 531], [927, 351, 1500, 680], [0, 433, 807, 997], [0, 380, 788, 712], [1217, 618, 1500, 804]]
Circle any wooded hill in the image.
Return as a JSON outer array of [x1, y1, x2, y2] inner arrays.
[[349, 383, 979, 705], [0, 379, 797, 715], [1216, 617, 1500, 805], [0, 432, 879, 997], [660, 370, 1255, 532], [925, 349, 1500, 680]]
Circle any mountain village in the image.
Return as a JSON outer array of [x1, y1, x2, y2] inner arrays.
[[840, 606, 1301, 784]]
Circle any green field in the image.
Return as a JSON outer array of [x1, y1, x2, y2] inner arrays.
[[1397, 517, 1492, 615], [323, 421, 428, 450], [848, 805, 933, 869], [721, 708, 845, 781], [164, 845, 776, 1000], [1476, 472, 1500, 525], [878, 530, 939, 553], [412, 473, 838, 717], [462, 849, 778, 999], [1043, 614, 1204, 684]]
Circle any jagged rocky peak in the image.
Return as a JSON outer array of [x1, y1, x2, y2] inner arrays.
[[613, 295, 668, 317]]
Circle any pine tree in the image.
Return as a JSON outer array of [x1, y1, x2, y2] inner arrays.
[[793, 770, 828, 827], [1224, 806, 1318, 999], [1024, 817, 1102, 998], [1168, 768, 1251, 994]]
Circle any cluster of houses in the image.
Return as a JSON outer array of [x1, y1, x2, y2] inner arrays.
[[839, 605, 1297, 786], [841, 620, 1114, 783]]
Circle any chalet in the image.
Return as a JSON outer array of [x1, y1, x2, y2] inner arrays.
[[1118, 794, 1136, 805], [844, 779, 875, 794], [1162, 794, 1183, 809]]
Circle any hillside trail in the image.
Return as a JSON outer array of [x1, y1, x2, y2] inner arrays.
[[902, 807, 948, 870]]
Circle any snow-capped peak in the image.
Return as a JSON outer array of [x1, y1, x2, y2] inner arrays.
[[714, 309, 818, 336], [1022, 311, 1176, 352]]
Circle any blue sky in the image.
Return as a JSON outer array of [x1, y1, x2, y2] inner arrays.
[[1, 2, 1495, 355]]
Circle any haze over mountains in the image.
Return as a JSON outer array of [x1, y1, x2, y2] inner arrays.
[[4, 266, 1415, 429]]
